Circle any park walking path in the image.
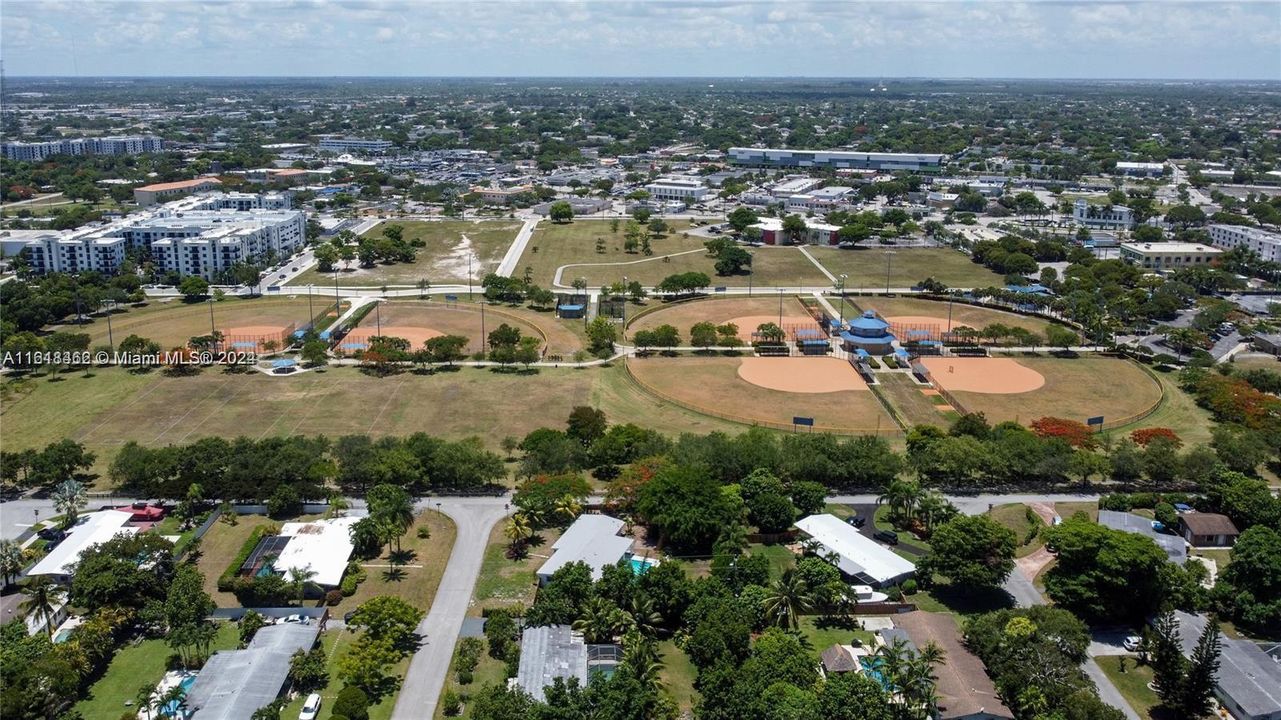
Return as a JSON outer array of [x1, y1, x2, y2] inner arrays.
[[797, 246, 838, 284], [391, 497, 511, 720], [495, 218, 539, 277]]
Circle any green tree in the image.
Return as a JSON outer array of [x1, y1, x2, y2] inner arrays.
[[19, 577, 65, 639], [288, 645, 330, 692], [549, 201, 574, 223], [1043, 517, 1171, 624], [50, 478, 87, 527], [762, 569, 814, 630], [178, 275, 210, 300], [585, 317, 617, 356], [921, 515, 1016, 590]]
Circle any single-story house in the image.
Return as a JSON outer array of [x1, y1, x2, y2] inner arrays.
[[1171, 611, 1281, 720], [536, 514, 636, 585], [893, 612, 1015, 720], [1177, 513, 1240, 547], [820, 644, 862, 674], [186, 623, 320, 719], [794, 514, 916, 587], [271, 516, 360, 588], [26, 510, 139, 581], [1097, 510, 1186, 565], [513, 625, 621, 702]]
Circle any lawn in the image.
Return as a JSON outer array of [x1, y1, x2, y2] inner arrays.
[[338, 509, 457, 614], [470, 521, 562, 616], [433, 636, 511, 719], [515, 220, 830, 289], [987, 504, 1046, 558], [73, 621, 239, 720], [874, 372, 951, 429], [807, 246, 1006, 290], [872, 505, 931, 555], [658, 640, 699, 716], [194, 513, 319, 607], [290, 220, 523, 287], [797, 616, 876, 656], [1054, 501, 1098, 521], [936, 355, 1163, 430], [1096, 655, 1161, 720]]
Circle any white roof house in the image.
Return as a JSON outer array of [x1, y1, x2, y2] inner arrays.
[[27, 510, 138, 579], [274, 516, 359, 587], [795, 514, 916, 587], [536, 514, 634, 584]]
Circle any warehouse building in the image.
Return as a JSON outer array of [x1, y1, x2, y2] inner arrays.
[[728, 147, 944, 173]]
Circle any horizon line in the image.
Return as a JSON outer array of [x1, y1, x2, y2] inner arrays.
[[6, 74, 1279, 83]]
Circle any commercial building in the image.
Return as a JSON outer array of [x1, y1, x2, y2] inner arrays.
[[892, 612, 1015, 720], [1209, 224, 1281, 263], [1177, 513, 1240, 547], [1073, 199, 1135, 229], [186, 623, 321, 720], [26, 510, 139, 581], [770, 177, 825, 198], [1119, 241, 1223, 271], [315, 135, 393, 154], [1114, 161, 1166, 177], [794, 514, 916, 587], [470, 184, 534, 205], [23, 192, 304, 280], [514, 625, 621, 702], [1, 135, 163, 161], [1097, 510, 1186, 565], [728, 147, 945, 173], [1170, 611, 1281, 720], [750, 216, 841, 246], [644, 177, 710, 203], [536, 514, 637, 584], [134, 177, 224, 206]]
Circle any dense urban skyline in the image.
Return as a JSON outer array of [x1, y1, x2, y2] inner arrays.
[[2, 0, 1279, 80]]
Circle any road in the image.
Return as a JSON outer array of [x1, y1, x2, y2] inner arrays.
[[392, 497, 510, 720]]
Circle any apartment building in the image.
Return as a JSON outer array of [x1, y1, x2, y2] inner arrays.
[[1, 135, 163, 161], [644, 177, 710, 203], [134, 177, 224, 206], [1119, 241, 1222, 271], [729, 147, 945, 173], [1208, 224, 1281, 263], [23, 192, 304, 280]]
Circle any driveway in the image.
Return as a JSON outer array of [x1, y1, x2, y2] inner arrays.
[[391, 497, 510, 720]]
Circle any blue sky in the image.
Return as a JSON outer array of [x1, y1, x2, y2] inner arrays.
[[2, 1, 1278, 79]]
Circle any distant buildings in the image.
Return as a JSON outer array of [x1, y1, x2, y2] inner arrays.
[[728, 147, 945, 173], [1209, 224, 1281, 263], [135, 177, 225, 206], [23, 191, 304, 280], [1072, 199, 1135, 229], [1119, 241, 1223, 271], [315, 135, 393, 154], [644, 177, 710, 203], [1, 135, 163, 161], [1114, 161, 1166, 177], [470, 183, 534, 205]]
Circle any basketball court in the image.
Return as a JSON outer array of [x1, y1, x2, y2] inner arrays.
[[737, 356, 869, 393], [918, 357, 1046, 394]]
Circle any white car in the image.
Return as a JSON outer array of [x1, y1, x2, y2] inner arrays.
[[1123, 635, 1143, 652], [299, 692, 322, 720]]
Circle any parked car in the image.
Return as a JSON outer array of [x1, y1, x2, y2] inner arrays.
[[299, 692, 322, 720], [873, 529, 899, 545], [845, 515, 866, 528], [281, 614, 304, 625], [1123, 635, 1143, 652]]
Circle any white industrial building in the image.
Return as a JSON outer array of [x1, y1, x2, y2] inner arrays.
[[644, 177, 710, 203], [1, 135, 163, 161], [1119, 241, 1223, 271], [729, 147, 945, 173], [22, 192, 304, 280], [536, 514, 635, 584], [1208, 224, 1281, 263], [1073, 199, 1135, 229], [794, 514, 916, 587], [771, 177, 825, 198], [315, 135, 393, 153], [1114, 161, 1166, 177]]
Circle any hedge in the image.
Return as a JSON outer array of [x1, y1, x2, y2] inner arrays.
[[216, 524, 278, 593]]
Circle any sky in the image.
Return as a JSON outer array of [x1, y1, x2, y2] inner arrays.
[[2, 0, 1279, 80]]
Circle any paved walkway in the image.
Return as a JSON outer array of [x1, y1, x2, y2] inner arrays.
[[495, 218, 539, 277], [392, 497, 510, 720], [798, 246, 837, 283]]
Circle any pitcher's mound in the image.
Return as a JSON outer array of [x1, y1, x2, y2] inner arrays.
[[919, 357, 1045, 394], [737, 356, 869, 393]]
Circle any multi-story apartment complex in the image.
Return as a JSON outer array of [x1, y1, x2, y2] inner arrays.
[[1073, 199, 1135, 229], [1208, 224, 1281, 263], [1119, 242, 1222, 271], [1, 135, 163, 161], [644, 177, 710, 203], [728, 147, 945, 173], [315, 135, 394, 154], [22, 192, 303, 280]]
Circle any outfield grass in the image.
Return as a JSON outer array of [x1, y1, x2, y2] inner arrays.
[[290, 220, 522, 287], [68, 295, 342, 350], [939, 355, 1163, 429], [1111, 368, 1214, 447], [627, 294, 816, 338], [73, 622, 239, 720], [346, 301, 547, 355], [874, 372, 949, 429], [988, 503, 1046, 558], [1095, 655, 1160, 720], [515, 220, 830, 288], [807, 246, 1006, 290]]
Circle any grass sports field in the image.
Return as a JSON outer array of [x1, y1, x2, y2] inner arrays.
[[68, 295, 342, 350], [627, 295, 817, 339], [807, 246, 1006, 290], [874, 372, 954, 428], [929, 355, 1163, 428], [289, 219, 522, 287], [843, 296, 1053, 337], [341, 300, 547, 355], [626, 355, 896, 435], [515, 220, 830, 288]]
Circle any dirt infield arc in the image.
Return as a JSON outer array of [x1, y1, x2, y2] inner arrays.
[[342, 302, 548, 355], [918, 357, 1046, 394], [737, 357, 869, 393]]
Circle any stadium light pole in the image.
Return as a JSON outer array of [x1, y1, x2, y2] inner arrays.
[[884, 251, 895, 293], [207, 297, 216, 335], [778, 288, 784, 327], [105, 302, 115, 350], [838, 274, 848, 325], [468, 252, 473, 300]]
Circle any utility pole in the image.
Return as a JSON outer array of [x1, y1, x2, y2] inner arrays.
[[105, 303, 115, 349], [207, 297, 215, 335]]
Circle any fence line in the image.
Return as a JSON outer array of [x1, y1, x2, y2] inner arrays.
[[1096, 361, 1166, 431], [623, 360, 901, 437], [914, 364, 972, 416]]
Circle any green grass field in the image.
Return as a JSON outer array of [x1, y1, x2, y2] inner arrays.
[[874, 373, 950, 429], [1113, 368, 1215, 446], [988, 503, 1047, 558], [515, 220, 830, 288], [807, 247, 1006, 290], [73, 622, 239, 720], [290, 220, 522, 287], [1095, 655, 1160, 720]]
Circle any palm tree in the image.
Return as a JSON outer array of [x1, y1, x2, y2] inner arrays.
[[629, 595, 663, 638], [287, 565, 317, 606], [762, 570, 814, 630], [504, 514, 533, 558], [20, 577, 66, 639], [0, 539, 25, 586], [156, 683, 189, 719], [573, 597, 634, 644], [51, 479, 87, 528], [915, 492, 954, 535], [554, 494, 583, 525], [622, 635, 665, 692], [877, 479, 922, 522], [714, 523, 750, 555]]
